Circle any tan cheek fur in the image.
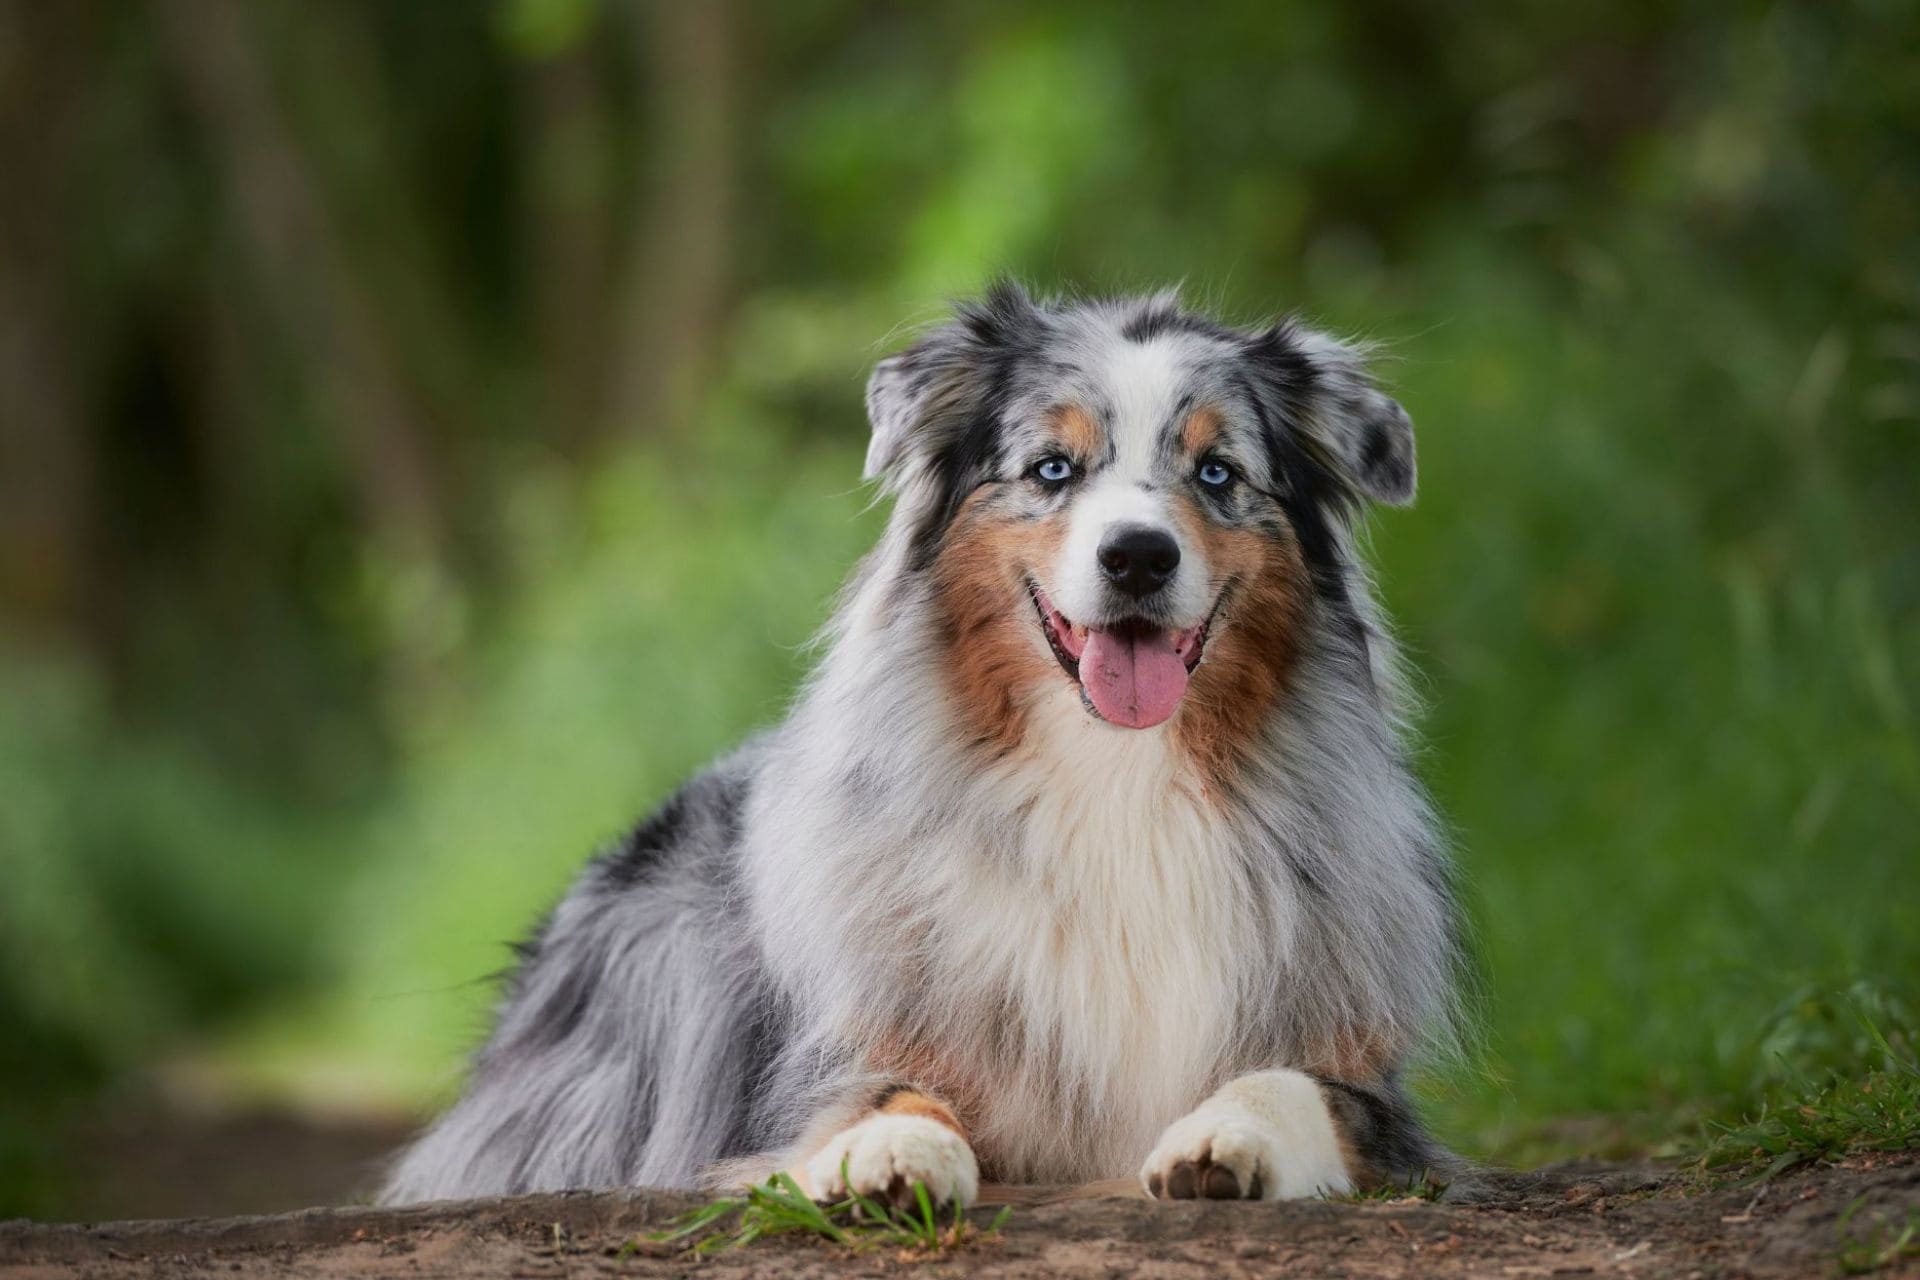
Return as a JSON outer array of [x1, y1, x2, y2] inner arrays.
[[930, 494, 1066, 754], [1171, 497, 1311, 791]]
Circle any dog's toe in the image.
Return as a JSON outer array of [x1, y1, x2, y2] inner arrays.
[[1165, 1159, 1199, 1199], [1142, 1118, 1271, 1201], [1203, 1163, 1241, 1199], [805, 1113, 979, 1209], [1140, 1072, 1355, 1201]]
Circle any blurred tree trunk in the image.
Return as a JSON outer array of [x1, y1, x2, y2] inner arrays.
[[264, 4, 497, 475], [0, 1, 95, 644], [603, 0, 737, 441], [155, 0, 447, 569], [524, 43, 617, 452]]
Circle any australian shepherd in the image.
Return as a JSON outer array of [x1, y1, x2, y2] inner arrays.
[[381, 283, 1466, 1208]]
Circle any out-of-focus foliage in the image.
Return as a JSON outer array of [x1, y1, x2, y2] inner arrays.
[[0, 0, 1914, 1216]]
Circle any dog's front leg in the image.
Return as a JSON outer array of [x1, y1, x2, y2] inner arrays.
[[790, 1085, 980, 1209], [1141, 1069, 1373, 1201]]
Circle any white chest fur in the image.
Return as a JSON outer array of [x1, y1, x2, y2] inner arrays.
[[938, 694, 1295, 1177], [751, 679, 1302, 1180]]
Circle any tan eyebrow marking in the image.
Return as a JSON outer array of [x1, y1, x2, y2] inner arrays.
[[1051, 403, 1105, 457], [1180, 404, 1225, 454]]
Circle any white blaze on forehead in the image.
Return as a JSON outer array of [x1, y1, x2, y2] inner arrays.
[[1097, 336, 1189, 479], [1046, 337, 1214, 627]]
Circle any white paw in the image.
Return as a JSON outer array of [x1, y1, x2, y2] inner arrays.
[[805, 1113, 980, 1208], [1141, 1069, 1353, 1201]]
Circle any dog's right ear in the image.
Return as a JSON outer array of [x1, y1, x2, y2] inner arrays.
[[863, 280, 1045, 484], [862, 338, 951, 481]]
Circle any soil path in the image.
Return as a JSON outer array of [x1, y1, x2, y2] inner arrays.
[[4, 1156, 1917, 1278]]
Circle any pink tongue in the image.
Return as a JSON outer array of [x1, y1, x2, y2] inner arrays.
[[1078, 628, 1190, 729]]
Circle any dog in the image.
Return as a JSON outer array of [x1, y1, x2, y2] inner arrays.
[[380, 282, 1466, 1208]]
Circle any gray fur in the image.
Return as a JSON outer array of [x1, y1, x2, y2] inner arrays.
[[380, 285, 1464, 1204]]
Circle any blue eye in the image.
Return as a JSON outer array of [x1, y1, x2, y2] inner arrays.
[[1033, 456, 1075, 485], [1197, 459, 1234, 489]]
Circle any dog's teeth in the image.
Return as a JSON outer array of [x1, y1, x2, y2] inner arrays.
[[1071, 623, 1087, 641]]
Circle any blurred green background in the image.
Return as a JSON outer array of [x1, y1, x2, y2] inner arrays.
[[2, 0, 1915, 1221]]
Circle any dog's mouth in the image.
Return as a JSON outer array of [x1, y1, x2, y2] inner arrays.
[[1029, 583, 1215, 730]]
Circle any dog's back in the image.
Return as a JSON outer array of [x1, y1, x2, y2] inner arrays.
[[381, 748, 780, 1202]]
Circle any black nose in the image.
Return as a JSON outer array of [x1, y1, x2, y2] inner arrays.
[[1098, 525, 1181, 598]]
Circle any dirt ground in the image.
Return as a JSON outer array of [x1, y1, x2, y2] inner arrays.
[[60, 1110, 412, 1223], [4, 1155, 1917, 1279]]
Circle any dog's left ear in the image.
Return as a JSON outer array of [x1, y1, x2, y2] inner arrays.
[[864, 279, 1046, 484], [1244, 323, 1416, 506]]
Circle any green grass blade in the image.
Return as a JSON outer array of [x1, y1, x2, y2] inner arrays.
[[915, 1181, 937, 1246], [647, 1195, 744, 1242]]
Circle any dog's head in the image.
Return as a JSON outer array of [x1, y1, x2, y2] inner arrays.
[[864, 282, 1414, 756]]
